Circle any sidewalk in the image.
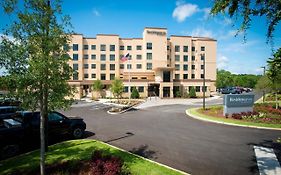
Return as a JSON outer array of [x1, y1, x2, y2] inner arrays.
[[136, 95, 221, 109]]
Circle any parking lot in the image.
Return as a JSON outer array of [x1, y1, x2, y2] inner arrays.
[[61, 100, 281, 175]]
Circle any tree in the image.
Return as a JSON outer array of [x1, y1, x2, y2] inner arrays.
[[210, 0, 281, 43], [92, 79, 103, 99], [216, 69, 234, 88], [189, 86, 196, 98], [0, 0, 73, 174], [255, 75, 272, 102], [131, 87, 140, 99], [111, 79, 124, 99], [267, 48, 281, 109]]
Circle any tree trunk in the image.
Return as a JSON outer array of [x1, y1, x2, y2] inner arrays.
[[40, 99, 45, 175]]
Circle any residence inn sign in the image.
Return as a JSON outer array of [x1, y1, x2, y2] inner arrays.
[[223, 94, 255, 116]]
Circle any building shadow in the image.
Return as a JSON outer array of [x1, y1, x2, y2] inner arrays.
[[105, 132, 134, 143]]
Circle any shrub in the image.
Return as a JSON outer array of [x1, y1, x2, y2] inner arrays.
[[232, 113, 242, 120], [90, 150, 124, 175], [189, 86, 196, 98], [175, 90, 181, 98], [131, 87, 140, 99], [183, 91, 189, 98]]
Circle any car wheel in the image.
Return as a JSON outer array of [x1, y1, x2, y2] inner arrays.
[[72, 127, 84, 139], [1, 144, 19, 159]]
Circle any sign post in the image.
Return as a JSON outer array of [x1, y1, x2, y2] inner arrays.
[[223, 94, 255, 116]]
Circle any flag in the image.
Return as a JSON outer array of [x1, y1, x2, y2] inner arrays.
[[121, 53, 130, 62]]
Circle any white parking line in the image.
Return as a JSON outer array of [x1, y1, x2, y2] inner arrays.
[[254, 146, 281, 175]]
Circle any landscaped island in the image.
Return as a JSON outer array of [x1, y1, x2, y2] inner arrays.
[[0, 139, 185, 175], [188, 103, 281, 129]]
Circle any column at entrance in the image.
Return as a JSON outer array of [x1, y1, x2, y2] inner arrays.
[[159, 84, 163, 98], [170, 86, 173, 98]]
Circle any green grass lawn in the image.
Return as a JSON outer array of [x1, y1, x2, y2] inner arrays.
[[188, 107, 281, 129], [0, 139, 185, 175]]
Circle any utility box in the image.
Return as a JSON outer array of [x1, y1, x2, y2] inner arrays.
[[223, 94, 255, 116]]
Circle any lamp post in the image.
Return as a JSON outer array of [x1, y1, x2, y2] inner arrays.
[[202, 53, 206, 110], [261, 66, 266, 102]]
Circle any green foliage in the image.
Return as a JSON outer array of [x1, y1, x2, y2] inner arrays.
[[210, 0, 281, 43], [183, 90, 189, 98], [216, 69, 261, 88], [92, 80, 103, 91], [189, 86, 196, 98], [110, 79, 124, 98], [131, 87, 139, 99], [255, 76, 272, 93], [175, 90, 181, 98]]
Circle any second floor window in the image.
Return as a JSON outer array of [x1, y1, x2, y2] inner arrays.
[[147, 63, 152, 70], [137, 64, 142, 69], [127, 64, 132, 69]]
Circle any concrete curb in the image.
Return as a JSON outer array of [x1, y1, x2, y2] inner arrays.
[[186, 108, 281, 131], [107, 100, 145, 115], [100, 141, 190, 175]]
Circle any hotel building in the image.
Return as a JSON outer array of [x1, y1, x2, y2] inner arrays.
[[67, 27, 216, 99]]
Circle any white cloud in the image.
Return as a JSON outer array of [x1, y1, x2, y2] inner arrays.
[[217, 30, 237, 40], [93, 9, 100, 17], [202, 7, 211, 20], [221, 40, 260, 53], [217, 55, 229, 69], [191, 27, 214, 38], [172, 1, 199, 22]]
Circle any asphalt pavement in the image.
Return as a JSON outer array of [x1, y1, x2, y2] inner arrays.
[[61, 100, 281, 175]]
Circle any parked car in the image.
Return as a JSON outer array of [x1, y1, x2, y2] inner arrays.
[[0, 111, 86, 159], [0, 106, 22, 119], [221, 87, 232, 94]]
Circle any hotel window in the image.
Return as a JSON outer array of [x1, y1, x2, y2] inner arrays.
[[84, 64, 88, 69], [147, 42, 152, 50], [132, 77, 138, 79], [110, 45, 115, 51], [91, 45, 96, 50], [141, 77, 147, 79], [183, 46, 188, 52], [83, 45, 88, 50], [175, 74, 180, 80], [73, 44, 78, 51], [91, 74, 96, 78], [191, 74, 195, 79], [183, 64, 188, 71], [167, 45, 170, 50], [196, 86, 200, 92], [167, 55, 170, 60], [201, 74, 204, 78], [201, 55, 205, 60], [63, 44, 70, 51], [84, 73, 88, 79], [138, 86, 144, 93], [192, 65, 195, 70], [192, 46, 195, 51], [110, 74, 115, 80], [100, 44, 106, 51], [147, 53, 152, 60], [175, 45, 180, 52], [127, 46, 132, 50], [201, 46, 205, 51], [73, 54, 78, 61], [183, 74, 188, 79], [73, 64, 78, 71], [136, 64, 142, 69], [202, 86, 207, 92], [120, 64, 124, 69], [91, 64, 96, 69], [136, 45, 142, 50], [110, 54, 115, 61], [192, 55, 195, 61], [147, 63, 152, 70], [184, 55, 188, 61], [175, 64, 180, 71], [120, 46, 124, 50], [124, 87, 128, 92], [201, 65, 204, 69], [83, 54, 88, 59], [91, 54, 96, 60], [101, 64, 106, 70], [127, 64, 132, 69], [136, 55, 142, 60], [100, 54, 106, 61], [110, 64, 115, 70], [100, 74, 106, 80], [175, 55, 180, 61], [73, 73, 78, 80]]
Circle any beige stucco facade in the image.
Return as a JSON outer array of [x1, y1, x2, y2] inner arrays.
[[67, 27, 217, 99]]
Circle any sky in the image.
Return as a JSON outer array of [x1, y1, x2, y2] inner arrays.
[[0, 0, 281, 75]]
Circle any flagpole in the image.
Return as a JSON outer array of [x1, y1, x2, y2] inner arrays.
[[128, 56, 131, 103]]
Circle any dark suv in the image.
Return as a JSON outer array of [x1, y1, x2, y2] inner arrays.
[[0, 106, 22, 119]]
